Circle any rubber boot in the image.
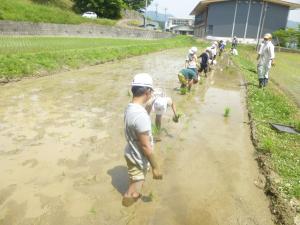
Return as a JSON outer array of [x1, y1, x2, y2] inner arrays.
[[264, 78, 268, 87], [258, 78, 264, 88]]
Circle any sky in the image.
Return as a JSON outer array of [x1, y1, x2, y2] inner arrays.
[[148, 0, 300, 22]]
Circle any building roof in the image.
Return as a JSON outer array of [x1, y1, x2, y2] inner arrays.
[[190, 0, 300, 14]]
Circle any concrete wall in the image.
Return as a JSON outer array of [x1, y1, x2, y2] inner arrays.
[[0, 20, 174, 39], [195, 0, 289, 39], [206, 1, 235, 37]]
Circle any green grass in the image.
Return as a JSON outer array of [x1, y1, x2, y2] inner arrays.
[[233, 45, 300, 199], [0, 36, 197, 80], [223, 107, 230, 117], [237, 45, 300, 106], [0, 0, 116, 25]]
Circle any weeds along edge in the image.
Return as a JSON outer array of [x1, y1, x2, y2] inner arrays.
[[232, 55, 297, 225]]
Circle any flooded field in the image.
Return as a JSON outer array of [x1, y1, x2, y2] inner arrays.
[[0, 49, 273, 225]]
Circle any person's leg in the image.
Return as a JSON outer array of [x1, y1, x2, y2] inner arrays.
[[155, 114, 162, 130], [257, 65, 264, 88], [204, 66, 208, 77], [123, 158, 146, 207], [264, 66, 270, 87]]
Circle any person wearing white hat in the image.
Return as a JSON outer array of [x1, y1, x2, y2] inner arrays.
[[185, 46, 198, 75], [257, 33, 275, 87], [145, 89, 179, 132], [123, 73, 162, 207]]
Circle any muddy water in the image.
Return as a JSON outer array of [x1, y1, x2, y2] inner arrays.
[[0, 49, 273, 225]]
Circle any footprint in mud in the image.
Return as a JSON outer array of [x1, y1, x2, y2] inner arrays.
[[22, 159, 38, 168], [0, 184, 17, 205]]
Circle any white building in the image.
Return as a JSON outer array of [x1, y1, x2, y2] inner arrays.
[[165, 17, 195, 35]]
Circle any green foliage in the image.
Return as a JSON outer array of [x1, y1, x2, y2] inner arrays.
[[123, 0, 153, 10], [272, 28, 300, 48], [233, 46, 300, 199], [0, 0, 116, 25], [31, 0, 73, 9], [0, 36, 196, 79], [72, 0, 124, 19], [224, 107, 230, 117]]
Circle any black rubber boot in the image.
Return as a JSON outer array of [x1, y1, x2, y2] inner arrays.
[[264, 78, 269, 87], [258, 78, 264, 88]]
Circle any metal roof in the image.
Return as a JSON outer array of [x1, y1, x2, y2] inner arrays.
[[190, 0, 300, 15]]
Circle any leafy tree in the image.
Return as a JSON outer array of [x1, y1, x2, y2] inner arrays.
[[73, 0, 124, 19], [273, 28, 300, 48], [123, 0, 153, 10]]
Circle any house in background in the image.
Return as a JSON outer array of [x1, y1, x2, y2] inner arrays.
[[165, 17, 195, 35], [190, 0, 300, 42]]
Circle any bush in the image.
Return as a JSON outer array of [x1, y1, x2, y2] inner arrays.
[[273, 28, 300, 49]]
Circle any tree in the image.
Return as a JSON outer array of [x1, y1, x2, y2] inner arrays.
[[273, 28, 300, 48], [73, 0, 124, 19], [123, 0, 153, 10]]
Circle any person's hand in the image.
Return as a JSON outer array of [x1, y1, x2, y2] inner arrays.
[[271, 60, 275, 66], [152, 168, 163, 180], [173, 114, 179, 123]]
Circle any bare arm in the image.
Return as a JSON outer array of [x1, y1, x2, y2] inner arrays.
[[145, 98, 155, 114], [137, 132, 163, 179], [171, 102, 177, 117]]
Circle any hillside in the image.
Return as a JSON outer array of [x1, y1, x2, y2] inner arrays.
[[146, 10, 173, 22], [0, 0, 116, 25], [287, 20, 300, 29]]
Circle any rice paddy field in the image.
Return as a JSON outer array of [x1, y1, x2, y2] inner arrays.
[[0, 36, 197, 80]]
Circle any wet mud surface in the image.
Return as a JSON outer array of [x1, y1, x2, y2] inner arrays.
[[0, 49, 274, 225]]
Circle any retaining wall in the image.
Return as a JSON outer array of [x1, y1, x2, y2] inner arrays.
[[0, 20, 174, 39]]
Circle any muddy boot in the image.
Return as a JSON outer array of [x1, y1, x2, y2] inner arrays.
[[264, 78, 268, 87], [258, 78, 264, 88]]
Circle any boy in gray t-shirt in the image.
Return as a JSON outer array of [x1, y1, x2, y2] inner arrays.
[[123, 73, 163, 207]]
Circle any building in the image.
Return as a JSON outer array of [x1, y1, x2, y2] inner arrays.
[[165, 17, 195, 35], [190, 0, 300, 41]]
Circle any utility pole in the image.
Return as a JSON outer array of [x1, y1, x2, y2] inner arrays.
[[144, 0, 148, 28], [164, 8, 167, 22]]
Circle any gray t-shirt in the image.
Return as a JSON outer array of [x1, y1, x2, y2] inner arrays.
[[124, 103, 153, 169]]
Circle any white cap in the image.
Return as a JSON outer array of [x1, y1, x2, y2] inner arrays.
[[189, 46, 198, 54], [131, 73, 153, 90]]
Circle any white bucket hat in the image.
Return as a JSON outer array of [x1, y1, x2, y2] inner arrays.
[[131, 73, 153, 90], [189, 46, 198, 54]]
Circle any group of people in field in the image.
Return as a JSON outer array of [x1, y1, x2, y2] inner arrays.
[[178, 39, 227, 92], [121, 33, 275, 207]]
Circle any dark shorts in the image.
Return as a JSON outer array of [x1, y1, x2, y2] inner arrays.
[[199, 64, 208, 73]]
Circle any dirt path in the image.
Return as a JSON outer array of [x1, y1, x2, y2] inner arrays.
[[0, 49, 273, 225]]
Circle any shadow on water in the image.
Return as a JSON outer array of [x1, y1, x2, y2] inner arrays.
[[107, 166, 153, 203], [107, 166, 128, 195]]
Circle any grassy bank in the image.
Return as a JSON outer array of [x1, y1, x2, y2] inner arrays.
[[240, 47, 300, 106], [0, 0, 116, 25], [233, 45, 300, 216], [0, 36, 198, 80]]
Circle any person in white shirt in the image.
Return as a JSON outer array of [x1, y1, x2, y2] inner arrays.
[[145, 88, 178, 130], [185, 47, 198, 74], [257, 33, 275, 88], [123, 73, 163, 207]]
